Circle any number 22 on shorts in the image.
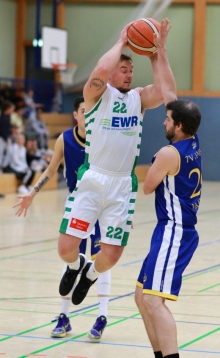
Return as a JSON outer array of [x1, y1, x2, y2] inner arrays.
[[106, 226, 123, 240]]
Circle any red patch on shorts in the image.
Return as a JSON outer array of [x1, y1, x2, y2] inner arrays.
[[69, 218, 90, 232]]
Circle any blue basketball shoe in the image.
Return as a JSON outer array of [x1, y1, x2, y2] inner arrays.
[[88, 315, 107, 342], [51, 313, 72, 338]]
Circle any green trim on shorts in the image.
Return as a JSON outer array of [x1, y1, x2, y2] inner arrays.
[[65, 207, 71, 212], [121, 232, 129, 246], [129, 199, 136, 203], [128, 210, 134, 214], [60, 218, 69, 233], [126, 220, 132, 225], [68, 196, 74, 201]]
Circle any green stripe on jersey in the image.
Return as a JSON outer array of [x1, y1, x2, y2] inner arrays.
[[85, 118, 95, 127], [131, 172, 138, 192], [85, 98, 102, 118]]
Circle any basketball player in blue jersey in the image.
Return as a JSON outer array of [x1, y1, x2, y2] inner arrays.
[[13, 97, 110, 342], [57, 19, 176, 309], [135, 25, 202, 358]]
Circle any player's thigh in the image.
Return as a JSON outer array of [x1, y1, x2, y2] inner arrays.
[[99, 174, 137, 246]]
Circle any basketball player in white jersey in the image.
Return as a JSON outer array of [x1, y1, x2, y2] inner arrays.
[[58, 19, 175, 308]]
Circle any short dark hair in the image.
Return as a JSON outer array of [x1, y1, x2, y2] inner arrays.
[[120, 53, 132, 62], [73, 96, 84, 112], [166, 99, 201, 135]]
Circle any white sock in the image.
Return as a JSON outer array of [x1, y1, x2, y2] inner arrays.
[[97, 270, 111, 295], [60, 298, 71, 317], [86, 262, 100, 281], [98, 297, 109, 318], [97, 270, 111, 317], [68, 256, 80, 270]]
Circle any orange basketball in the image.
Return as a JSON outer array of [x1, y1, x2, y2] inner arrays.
[[127, 18, 161, 56]]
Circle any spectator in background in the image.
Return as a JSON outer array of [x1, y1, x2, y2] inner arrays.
[[10, 105, 25, 142], [0, 100, 15, 172], [4, 133, 35, 194], [11, 106, 25, 133], [23, 89, 43, 120], [25, 107, 50, 149], [26, 139, 50, 172]]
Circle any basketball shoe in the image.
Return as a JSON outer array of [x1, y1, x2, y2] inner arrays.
[[59, 253, 87, 296], [72, 261, 97, 305], [51, 313, 72, 338], [88, 315, 107, 342]]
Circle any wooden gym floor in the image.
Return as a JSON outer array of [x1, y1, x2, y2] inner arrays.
[[0, 181, 220, 357]]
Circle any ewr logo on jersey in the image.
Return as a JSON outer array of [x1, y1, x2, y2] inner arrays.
[[112, 116, 138, 128]]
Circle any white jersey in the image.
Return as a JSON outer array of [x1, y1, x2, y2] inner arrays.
[[85, 83, 143, 173]]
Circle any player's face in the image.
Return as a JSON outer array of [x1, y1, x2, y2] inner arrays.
[[73, 102, 85, 132], [164, 110, 176, 141], [109, 60, 134, 93]]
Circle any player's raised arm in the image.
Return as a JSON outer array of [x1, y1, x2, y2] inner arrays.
[[154, 18, 177, 104], [83, 23, 130, 108], [12, 134, 64, 217], [139, 52, 163, 111], [140, 18, 175, 110]]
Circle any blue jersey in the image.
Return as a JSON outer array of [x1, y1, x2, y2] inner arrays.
[[154, 134, 202, 227], [63, 127, 85, 193]]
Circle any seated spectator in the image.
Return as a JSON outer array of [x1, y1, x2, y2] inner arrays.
[[0, 100, 15, 172], [26, 139, 50, 172], [10, 105, 25, 143], [24, 107, 50, 149], [11, 105, 25, 133], [4, 133, 35, 194]]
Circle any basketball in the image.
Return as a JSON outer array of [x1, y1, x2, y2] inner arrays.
[[127, 18, 161, 56]]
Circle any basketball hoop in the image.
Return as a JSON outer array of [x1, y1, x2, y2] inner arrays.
[[52, 63, 78, 86]]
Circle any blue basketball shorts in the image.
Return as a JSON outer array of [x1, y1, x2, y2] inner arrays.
[[137, 221, 199, 301]]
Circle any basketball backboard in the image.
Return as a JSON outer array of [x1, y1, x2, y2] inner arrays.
[[41, 26, 68, 69]]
